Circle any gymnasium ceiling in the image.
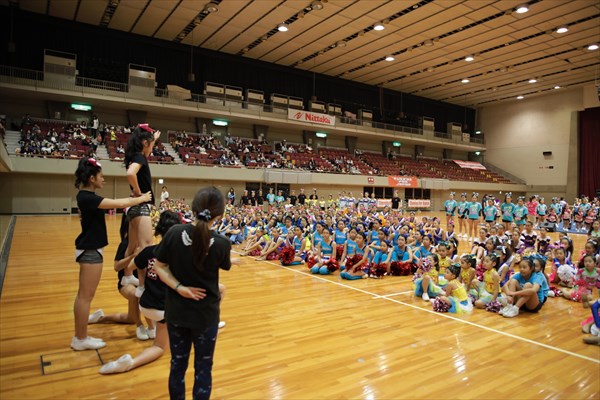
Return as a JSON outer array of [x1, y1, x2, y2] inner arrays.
[[5, 0, 600, 107]]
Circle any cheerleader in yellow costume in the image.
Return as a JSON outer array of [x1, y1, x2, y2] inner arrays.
[[435, 264, 474, 314], [413, 254, 444, 301]]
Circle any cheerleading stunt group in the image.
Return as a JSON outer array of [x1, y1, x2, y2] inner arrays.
[[70, 125, 600, 399]]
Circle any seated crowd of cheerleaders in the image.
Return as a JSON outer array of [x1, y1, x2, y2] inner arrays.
[[219, 196, 600, 332]]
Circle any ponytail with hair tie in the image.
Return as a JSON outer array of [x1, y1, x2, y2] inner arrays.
[[197, 209, 212, 222]]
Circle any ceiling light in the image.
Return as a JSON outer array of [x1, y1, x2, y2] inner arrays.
[[426, 66, 434, 72], [461, 78, 470, 83], [554, 85, 560, 89], [475, 151, 481, 156], [336, 41, 346, 48], [528, 78, 537, 83], [517, 95, 524, 100], [213, 119, 228, 126], [515, 4, 529, 14], [465, 55, 474, 62], [315, 132, 327, 138], [203, 2, 218, 14], [424, 39, 433, 46], [373, 23, 385, 31], [385, 55, 395, 61], [555, 26, 568, 34], [310, 1, 324, 10], [587, 44, 599, 50], [277, 23, 288, 32], [475, 130, 481, 134]]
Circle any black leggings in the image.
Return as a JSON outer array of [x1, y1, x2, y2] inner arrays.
[[167, 323, 219, 400]]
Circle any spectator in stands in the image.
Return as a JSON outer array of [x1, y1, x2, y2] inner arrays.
[[160, 186, 170, 203], [91, 115, 100, 143]]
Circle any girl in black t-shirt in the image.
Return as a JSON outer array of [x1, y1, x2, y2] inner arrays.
[[124, 124, 161, 282], [99, 210, 180, 374], [72, 157, 151, 351], [154, 187, 232, 400]]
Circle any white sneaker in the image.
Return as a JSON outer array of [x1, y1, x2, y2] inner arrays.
[[136, 325, 150, 341], [498, 305, 510, 315], [503, 305, 519, 318], [547, 291, 556, 297], [146, 326, 156, 339], [422, 293, 430, 301], [121, 275, 139, 287], [88, 309, 104, 324], [218, 321, 226, 329], [71, 336, 106, 351], [99, 354, 134, 374]]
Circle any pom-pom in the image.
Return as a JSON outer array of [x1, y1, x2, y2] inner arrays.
[[433, 298, 450, 313], [266, 251, 279, 260], [486, 300, 503, 313], [557, 264, 576, 286], [475, 263, 485, 281], [370, 263, 387, 278], [389, 261, 411, 276], [249, 248, 261, 256], [280, 246, 295, 266], [336, 246, 344, 261], [325, 258, 340, 272], [345, 254, 364, 273]]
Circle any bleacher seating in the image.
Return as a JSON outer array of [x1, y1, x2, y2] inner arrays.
[[11, 117, 516, 183]]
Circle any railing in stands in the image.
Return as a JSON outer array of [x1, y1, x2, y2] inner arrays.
[[0, 65, 484, 146]]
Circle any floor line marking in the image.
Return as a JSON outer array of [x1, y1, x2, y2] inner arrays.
[[373, 290, 414, 299], [254, 256, 600, 364]]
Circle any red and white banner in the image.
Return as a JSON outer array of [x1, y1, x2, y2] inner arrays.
[[453, 160, 486, 170], [287, 109, 336, 126], [387, 176, 418, 188], [408, 199, 431, 208], [377, 199, 392, 208]]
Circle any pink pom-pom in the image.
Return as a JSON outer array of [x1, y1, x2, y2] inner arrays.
[[433, 298, 450, 313], [486, 300, 503, 313]]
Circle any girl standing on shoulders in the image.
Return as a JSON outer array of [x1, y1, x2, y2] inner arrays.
[[72, 157, 152, 351], [153, 187, 233, 400], [124, 124, 161, 283]]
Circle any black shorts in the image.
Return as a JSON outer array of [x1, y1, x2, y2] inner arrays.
[[523, 296, 546, 313], [127, 204, 151, 219]]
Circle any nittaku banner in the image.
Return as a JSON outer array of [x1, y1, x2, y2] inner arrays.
[[387, 176, 418, 187], [287, 109, 336, 126]]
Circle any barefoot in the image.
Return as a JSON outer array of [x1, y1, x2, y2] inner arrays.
[[255, 256, 266, 261], [582, 321, 593, 334]]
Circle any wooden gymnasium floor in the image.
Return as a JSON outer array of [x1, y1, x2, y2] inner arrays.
[[0, 213, 598, 400]]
